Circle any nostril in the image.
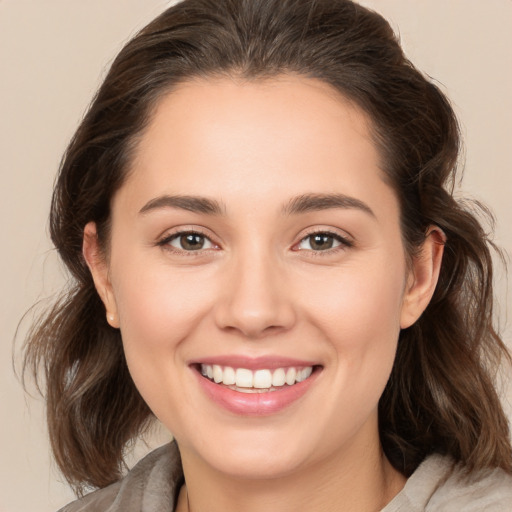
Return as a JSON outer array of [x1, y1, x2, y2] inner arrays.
[[214, 300, 297, 339]]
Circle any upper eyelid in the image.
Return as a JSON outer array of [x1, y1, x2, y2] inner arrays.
[[165, 231, 212, 243], [157, 229, 219, 255], [156, 226, 353, 249], [158, 226, 216, 244], [296, 226, 354, 244], [295, 232, 353, 251]]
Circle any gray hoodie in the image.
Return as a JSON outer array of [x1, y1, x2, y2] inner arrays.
[[59, 442, 512, 511]]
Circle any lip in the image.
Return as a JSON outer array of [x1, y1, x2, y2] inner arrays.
[[189, 355, 319, 371], [191, 357, 322, 416]]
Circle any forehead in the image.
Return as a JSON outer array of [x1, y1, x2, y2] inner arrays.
[[119, 75, 396, 218]]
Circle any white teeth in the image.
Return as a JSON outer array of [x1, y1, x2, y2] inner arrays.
[[235, 368, 253, 388], [285, 367, 297, 385], [223, 366, 236, 385], [253, 369, 272, 389], [272, 368, 286, 387], [200, 364, 314, 390], [296, 367, 312, 383], [213, 365, 223, 383]]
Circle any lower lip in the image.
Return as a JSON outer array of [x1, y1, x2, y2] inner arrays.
[[194, 368, 320, 416]]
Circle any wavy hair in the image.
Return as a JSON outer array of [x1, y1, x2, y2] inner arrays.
[[22, 0, 511, 494]]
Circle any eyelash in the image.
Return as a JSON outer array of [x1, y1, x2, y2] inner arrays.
[[157, 229, 217, 256], [156, 229, 353, 255], [294, 229, 354, 254]]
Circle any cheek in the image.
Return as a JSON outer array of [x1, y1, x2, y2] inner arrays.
[[301, 256, 406, 400], [109, 260, 220, 431], [114, 267, 216, 348], [302, 255, 406, 344]]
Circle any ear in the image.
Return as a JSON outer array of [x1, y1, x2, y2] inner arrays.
[[400, 227, 445, 329], [83, 222, 120, 328]]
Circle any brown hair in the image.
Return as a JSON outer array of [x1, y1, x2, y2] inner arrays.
[[23, 0, 511, 494]]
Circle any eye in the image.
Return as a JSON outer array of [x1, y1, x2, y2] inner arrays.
[[163, 231, 215, 251], [296, 232, 351, 251]]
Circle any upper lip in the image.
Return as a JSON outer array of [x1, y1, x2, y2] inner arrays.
[[189, 355, 320, 370]]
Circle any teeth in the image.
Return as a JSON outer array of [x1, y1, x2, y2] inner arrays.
[[200, 364, 314, 390], [303, 367, 313, 380], [235, 368, 253, 388], [253, 369, 272, 389], [296, 367, 313, 383], [285, 367, 297, 385], [272, 368, 286, 387], [213, 365, 223, 383], [223, 366, 236, 385]]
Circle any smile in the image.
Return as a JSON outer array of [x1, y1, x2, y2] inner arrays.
[[200, 364, 314, 393], [193, 360, 321, 415]]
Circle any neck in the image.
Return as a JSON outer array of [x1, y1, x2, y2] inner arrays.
[[176, 434, 406, 512]]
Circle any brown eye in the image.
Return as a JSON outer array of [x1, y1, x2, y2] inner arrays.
[[309, 234, 335, 250], [297, 232, 350, 251], [167, 232, 214, 251]]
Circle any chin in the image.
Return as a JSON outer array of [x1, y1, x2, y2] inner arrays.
[[178, 427, 316, 480], [210, 448, 308, 480]]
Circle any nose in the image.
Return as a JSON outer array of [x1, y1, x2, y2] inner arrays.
[[213, 251, 297, 339]]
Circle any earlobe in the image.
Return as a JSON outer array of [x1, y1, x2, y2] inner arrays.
[[400, 227, 445, 329], [83, 222, 120, 328]]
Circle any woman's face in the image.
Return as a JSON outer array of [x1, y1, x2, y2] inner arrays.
[[86, 76, 438, 480]]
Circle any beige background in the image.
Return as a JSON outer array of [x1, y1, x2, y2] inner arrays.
[[1, 1, 511, 511]]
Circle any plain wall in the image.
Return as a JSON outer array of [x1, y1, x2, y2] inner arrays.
[[1, 1, 510, 510]]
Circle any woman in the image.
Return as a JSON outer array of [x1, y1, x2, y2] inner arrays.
[[23, 0, 512, 510]]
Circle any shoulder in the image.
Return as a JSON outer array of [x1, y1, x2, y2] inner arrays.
[[57, 442, 183, 512], [386, 454, 512, 512], [427, 456, 512, 511]]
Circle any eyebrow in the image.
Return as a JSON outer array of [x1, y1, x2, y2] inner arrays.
[[139, 195, 226, 216], [138, 192, 375, 218], [282, 193, 375, 217]]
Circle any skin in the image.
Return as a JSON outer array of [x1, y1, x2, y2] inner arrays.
[[84, 75, 444, 512]]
